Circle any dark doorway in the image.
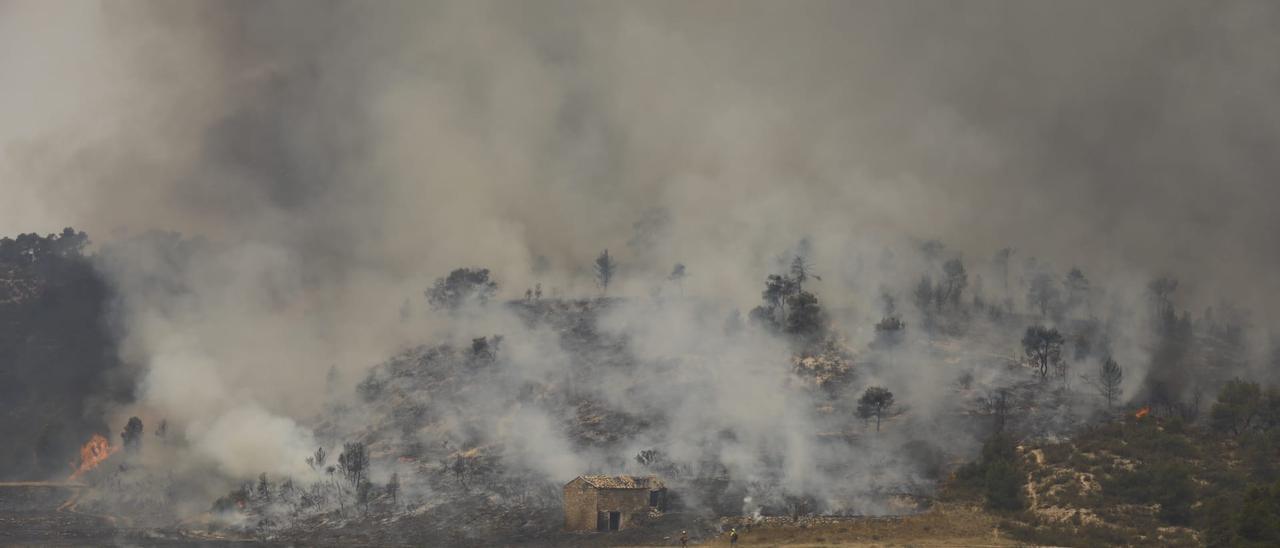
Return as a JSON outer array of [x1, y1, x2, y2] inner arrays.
[[609, 511, 620, 531], [596, 512, 607, 531], [649, 490, 660, 507]]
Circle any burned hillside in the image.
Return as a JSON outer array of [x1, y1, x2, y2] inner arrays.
[[3, 224, 1278, 546]]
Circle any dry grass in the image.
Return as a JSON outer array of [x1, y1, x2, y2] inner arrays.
[[626, 504, 1020, 547]]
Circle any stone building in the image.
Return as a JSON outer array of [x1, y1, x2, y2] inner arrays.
[[563, 475, 666, 532]]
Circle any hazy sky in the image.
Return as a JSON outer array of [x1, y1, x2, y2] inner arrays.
[[3, 1, 1278, 308], [4, 0, 1279, 399]]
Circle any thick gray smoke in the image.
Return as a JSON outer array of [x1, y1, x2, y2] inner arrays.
[[3, 0, 1280, 503]]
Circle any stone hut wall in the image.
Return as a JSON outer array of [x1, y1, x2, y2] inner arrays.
[[595, 488, 652, 530], [563, 479, 599, 531]]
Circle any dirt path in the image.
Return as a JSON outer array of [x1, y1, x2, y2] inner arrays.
[[1023, 448, 1045, 511], [0, 482, 86, 488]]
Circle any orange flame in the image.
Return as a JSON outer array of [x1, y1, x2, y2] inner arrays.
[[1135, 406, 1151, 419], [67, 434, 119, 481]]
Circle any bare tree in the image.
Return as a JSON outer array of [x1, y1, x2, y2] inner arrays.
[[387, 472, 400, 507], [913, 275, 934, 316], [305, 446, 327, 471], [668, 263, 686, 295], [971, 273, 986, 309], [789, 256, 820, 293], [327, 465, 342, 514], [1088, 357, 1123, 408], [594, 249, 617, 295], [356, 479, 373, 516], [257, 472, 271, 501], [1054, 353, 1071, 388], [993, 247, 1014, 295], [1148, 277, 1179, 318], [1027, 272, 1062, 318], [979, 388, 1013, 433], [1022, 325, 1065, 381], [1064, 267, 1090, 313], [338, 441, 369, 491], [940, 258, 968, 307]]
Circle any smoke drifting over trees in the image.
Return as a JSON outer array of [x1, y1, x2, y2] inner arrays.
[[2, 0, 1280, 541]]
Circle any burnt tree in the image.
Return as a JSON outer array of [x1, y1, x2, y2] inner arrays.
[[594, 250, 617, 295], [1022, 325, 1064, 382]]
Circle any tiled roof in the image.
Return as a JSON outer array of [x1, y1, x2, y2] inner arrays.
[[577, 474, 664, 489]]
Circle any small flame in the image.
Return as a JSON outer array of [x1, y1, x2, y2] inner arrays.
[[1135, 406, 1151, 419], [68, 434, 119, 481]]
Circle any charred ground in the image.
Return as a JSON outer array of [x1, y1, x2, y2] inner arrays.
[[2, 231, 1280, 547]]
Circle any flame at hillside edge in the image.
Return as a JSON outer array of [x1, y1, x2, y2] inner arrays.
[[68, 434, 119, 481]]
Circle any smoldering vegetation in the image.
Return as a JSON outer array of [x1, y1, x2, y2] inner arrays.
[[3, 0, 1280, 545], [34, 229, 1280, 545]]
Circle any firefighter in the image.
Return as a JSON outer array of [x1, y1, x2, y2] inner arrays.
[[729, 527, 739, 546], [680, 530, 688, 547]]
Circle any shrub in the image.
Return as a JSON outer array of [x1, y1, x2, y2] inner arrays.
[[1107, 461, 1195, 525], [426, 268, 499, 311], [1236, 482, 1280, 544], [984, 459, 1024, 511], [1211, 379, 1262, 436], [950, 433, 1025, 511]]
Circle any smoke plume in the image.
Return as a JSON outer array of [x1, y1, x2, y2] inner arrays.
[[3, 0, 1280, 500]]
